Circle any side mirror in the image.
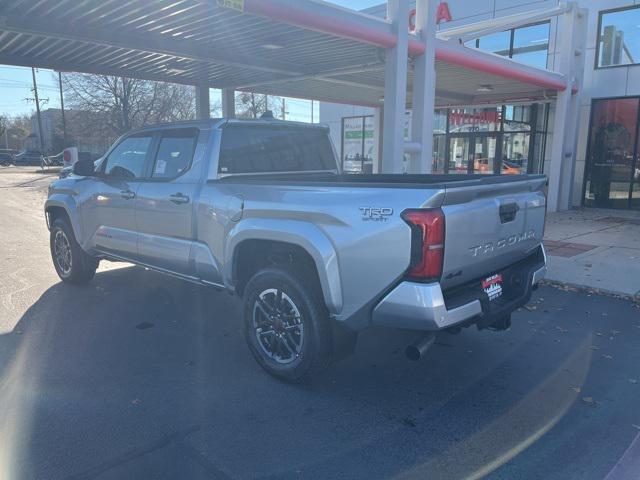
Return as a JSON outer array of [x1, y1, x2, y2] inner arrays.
[[73, 158, 96, 176]]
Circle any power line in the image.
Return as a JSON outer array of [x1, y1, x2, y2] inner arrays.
[[0, 83, 58, 91]]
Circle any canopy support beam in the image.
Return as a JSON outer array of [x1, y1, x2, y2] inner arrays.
[[408, 0, 437, 174], [547, 3, 586, 212], [222, 88, 236, 118], [195, 81, 210, 120], [381, 0, 409, 173]]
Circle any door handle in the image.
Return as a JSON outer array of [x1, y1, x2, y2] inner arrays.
[[120, 189, 135, 200], [169, 193, 190, 204]]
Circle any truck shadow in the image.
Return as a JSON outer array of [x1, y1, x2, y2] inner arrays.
[[0, 267, 635, 479]]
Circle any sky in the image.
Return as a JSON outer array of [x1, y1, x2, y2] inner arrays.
[[0, 66, 318, 123], [0, 0, 383, 122], [0, 66, 62, 118]]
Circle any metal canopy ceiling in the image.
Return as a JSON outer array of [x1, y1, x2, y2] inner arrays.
[[0, 0, 566, 107]]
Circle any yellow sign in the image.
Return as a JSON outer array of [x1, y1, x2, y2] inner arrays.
[[217, 0, 244, 11]]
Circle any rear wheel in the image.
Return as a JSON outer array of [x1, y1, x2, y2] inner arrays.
[[243, 266, 332, 382], [50, 218, 98, 284]]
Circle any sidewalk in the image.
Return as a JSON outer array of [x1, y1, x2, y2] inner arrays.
[[543, 208, 640, 298]]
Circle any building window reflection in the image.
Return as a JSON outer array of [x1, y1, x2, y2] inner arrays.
[[596, 5, 640, 68], [466, 21, 550, 69]]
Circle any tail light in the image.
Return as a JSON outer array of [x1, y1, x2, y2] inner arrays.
[[401, 208, 445, 281]]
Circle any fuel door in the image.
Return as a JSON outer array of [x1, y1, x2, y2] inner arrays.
[[227, 194, 244, 222]]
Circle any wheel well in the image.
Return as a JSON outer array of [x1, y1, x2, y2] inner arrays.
[[233, 240, 321, 298], [45, 206, 70, 230]]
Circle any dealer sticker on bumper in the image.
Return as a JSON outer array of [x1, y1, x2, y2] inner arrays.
[[482, 274, 503, 301]]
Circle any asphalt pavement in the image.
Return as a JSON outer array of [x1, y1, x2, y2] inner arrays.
[[1, 167, 640, 480]]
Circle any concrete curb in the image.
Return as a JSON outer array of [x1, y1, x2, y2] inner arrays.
[[541, 279, 640, 305]]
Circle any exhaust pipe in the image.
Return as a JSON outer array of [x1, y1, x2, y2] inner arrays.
[[405, 333, 436, 361]]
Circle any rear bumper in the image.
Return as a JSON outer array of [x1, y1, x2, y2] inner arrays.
[[372, 245, 547, 331]]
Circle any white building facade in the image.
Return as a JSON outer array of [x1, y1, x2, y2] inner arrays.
[[320, 0, 640, 211]]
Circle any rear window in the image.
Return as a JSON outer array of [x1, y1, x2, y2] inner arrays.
[[218, 125, 336, 174]]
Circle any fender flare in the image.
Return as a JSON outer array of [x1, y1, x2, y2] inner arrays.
[[44, 196, 83, 246], [225, 218, 342, 314]]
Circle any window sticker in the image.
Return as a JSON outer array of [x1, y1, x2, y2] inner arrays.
[[155, 159, 167, 175]]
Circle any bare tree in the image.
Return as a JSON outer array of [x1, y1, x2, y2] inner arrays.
[[0, 115, 6, 144], [61, 74, 196, 141], [1, 114, 31, 150], [235, 92, 283, 119]]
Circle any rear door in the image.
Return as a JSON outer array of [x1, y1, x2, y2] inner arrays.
[[83, 133, 153, 259], [135, 127, 200, 275], [439, 176, 546, 290]]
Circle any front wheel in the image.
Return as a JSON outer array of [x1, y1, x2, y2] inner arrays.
[[50, 218, 98, 284], [243, 266, 332, 382]]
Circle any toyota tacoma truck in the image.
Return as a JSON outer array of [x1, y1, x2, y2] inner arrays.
[[45, 118, 547, 381]]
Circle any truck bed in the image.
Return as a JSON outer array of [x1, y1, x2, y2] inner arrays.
[[203, 171, 547, 322], [217, 172, 546, 189]]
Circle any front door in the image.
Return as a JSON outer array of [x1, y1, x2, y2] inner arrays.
[[584, 97, 640, 210], [135, 128, 200, 276], [83, 133, 154, 259], [448, 133, 499, 174], [472, 134, 499, 174]]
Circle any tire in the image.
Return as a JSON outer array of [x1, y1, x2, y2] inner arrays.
[[50, 217, 99, 284], [243, 265, 332, 382]]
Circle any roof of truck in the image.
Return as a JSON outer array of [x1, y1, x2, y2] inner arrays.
[[129, 118, 330, 134]]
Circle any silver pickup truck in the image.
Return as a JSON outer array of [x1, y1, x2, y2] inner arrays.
[[45, 118, 547, 381]]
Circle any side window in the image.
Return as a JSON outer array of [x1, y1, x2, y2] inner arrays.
[[151, 128, 198, 179], [103, 135, 152, 179]]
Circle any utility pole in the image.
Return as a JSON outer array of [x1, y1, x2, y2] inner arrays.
[[31, 67, 46, 155], [281, 97, 286, 120], [58, 71, 67, 147], [310, 100, 314, 123]]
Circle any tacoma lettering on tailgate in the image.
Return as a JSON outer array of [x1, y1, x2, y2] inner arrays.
[[469, 230, 536, 257]]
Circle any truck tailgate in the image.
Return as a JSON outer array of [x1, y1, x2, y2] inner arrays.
[[440, 176, 546, 290]]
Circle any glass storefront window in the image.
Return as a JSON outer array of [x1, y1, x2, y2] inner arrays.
[[341, 116, 374, 174], [503, 105, 532, 132], [536, 103, 549, 132], [449, 136, 471, 173], [597, 6, 640, 68], [502, 132, 530, 174], [474, 136, 498, 174], [634, 132, 640, 209], [340, 103, 550, 178], [530, 132, 545, 175], [512, 23, 550, 68], [584, 98, 640, 209], [433, 135, 446, 173], [448, 108, 501, 133], [434, 109, 447, 134]]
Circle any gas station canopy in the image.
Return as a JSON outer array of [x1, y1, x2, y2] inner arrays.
[[0, 0, 586, 212], [0, 0, 571, 107]]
